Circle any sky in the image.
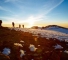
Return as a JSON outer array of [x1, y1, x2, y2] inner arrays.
[[0, 0, 68, 28]]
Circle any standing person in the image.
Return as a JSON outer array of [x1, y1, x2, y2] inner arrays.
[[22, 25, 24, 28], [0, 20, 2, 27], [12, 22, 15, 27], [19, 24, 21, 28]]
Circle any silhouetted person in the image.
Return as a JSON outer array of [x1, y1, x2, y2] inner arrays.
[[19, 24, 21, 28], [0, 20, 2, 27], [22, 25, 24, 28], [12, 22, 15, 27]]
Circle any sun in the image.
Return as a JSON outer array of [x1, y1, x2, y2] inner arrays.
[[27, 20, 35, 28], [25, 16, 36, 28]]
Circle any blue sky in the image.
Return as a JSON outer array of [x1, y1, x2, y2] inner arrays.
[[0, 0, 68, 27]]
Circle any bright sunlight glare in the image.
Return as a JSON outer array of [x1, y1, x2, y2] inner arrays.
[[26, 19, 35, 28], [25, 16, 36, 28]]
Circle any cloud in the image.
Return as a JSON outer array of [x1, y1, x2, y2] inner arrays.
[[0, 6, 14, 13], [14, 0, 64, 18], [0, 14, 45, 25], [0, 6, 7, 11], [4, 0, 19, 2], [4, 0, 10, 2], [4, 0, 24, 11], [39, 0, 64, 15], [47, 0, 64, 14], [4, 0, 64, 15]]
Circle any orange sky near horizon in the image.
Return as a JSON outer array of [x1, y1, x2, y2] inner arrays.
[[2, 23, 68, 28]]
